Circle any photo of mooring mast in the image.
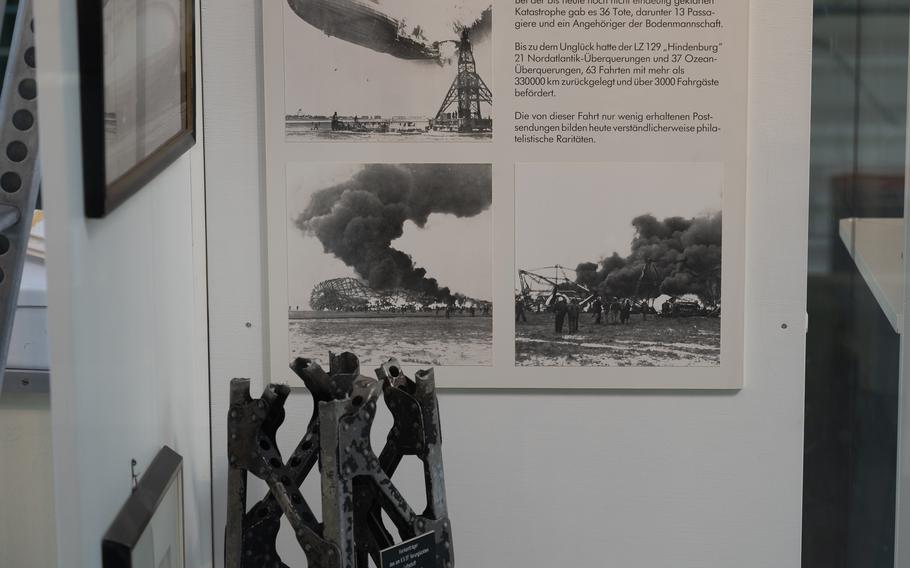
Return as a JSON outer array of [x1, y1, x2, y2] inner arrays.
[[283, 0, 494, 140], [431, 29, 494, 133]]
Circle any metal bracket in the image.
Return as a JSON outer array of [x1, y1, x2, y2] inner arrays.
[[0, 368, 47, 394]]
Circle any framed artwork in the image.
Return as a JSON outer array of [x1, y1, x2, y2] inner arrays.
[[102, 446, 185, 568], [77, 0, 196, 218]]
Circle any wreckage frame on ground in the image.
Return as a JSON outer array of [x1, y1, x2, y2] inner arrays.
[[226, 352, 454, 568]]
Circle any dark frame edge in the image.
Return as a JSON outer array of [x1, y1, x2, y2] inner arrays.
[[102, 130, 196, 215], [101, 446, 184, 568], [76, 0, 106, 218], [79, 0, 198, 219]]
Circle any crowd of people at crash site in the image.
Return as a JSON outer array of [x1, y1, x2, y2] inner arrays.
[[514, 294, 671, 334]]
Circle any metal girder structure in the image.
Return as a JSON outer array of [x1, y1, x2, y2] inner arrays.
[[433, 29, 491, 132], [632, 259, 663, 301], [226, 353, 453, 568], [309, 277, 437, 312], [0, 0, 38, 394], [517, 266, 594, 308], [518, 266, 579, 293], [310, 277, 375, 310]]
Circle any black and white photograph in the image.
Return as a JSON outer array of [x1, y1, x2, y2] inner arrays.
[[515, 163, 723, 368], [287, 163, 493, 366], [282, 0, 493, 141]]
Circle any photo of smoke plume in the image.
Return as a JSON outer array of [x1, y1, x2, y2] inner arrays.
[[282, 0, 493, 141], [515, 163, 723, 368], [287, 163, 493, 367]]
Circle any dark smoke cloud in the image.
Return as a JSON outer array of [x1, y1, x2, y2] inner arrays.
[[575, 211, 722, 304], [433, 7, 493, 67], [465, 7, 493, 43], [297, 164, 492, 300]]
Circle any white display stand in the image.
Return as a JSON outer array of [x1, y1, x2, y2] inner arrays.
[[839, 217, 904, 333], [840, 216, 910, 566]]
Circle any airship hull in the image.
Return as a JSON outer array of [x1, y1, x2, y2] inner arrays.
[[287, 0, 440, 60]]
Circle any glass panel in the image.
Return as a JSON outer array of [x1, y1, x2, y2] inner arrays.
[[804, 1, 908, 566]]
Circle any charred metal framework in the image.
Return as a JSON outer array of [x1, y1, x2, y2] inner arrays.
[[632, 259, 663, 301], [432, 29, 492, 133], [310, 277, 376, 311], [517, 265, 595, 310], [308, 277, 434, 312], [306, 276, 491, 313], [226, 353, 453, 568]]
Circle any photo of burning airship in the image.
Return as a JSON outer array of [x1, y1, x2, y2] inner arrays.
[[282, 0, 493, 141], [285, 163, 494, 366], [287, 0, 442, 60]]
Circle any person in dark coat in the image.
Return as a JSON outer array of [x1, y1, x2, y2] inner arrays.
[[568, 299, 580, 333], [554, 297, 568, 333], [620, 299, 631, 324], [591, 297, 603, 324], [609, 298, 621, 324], [515, 297, 527, 324]]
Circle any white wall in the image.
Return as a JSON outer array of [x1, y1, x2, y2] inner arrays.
[[0, 392, 56, 567], [36, 0, 212, 566], [203, 2, 812, 567]]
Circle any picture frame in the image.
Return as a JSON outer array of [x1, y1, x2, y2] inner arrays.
[[102, 446, 185, 568], [77, 0, 196, 218]]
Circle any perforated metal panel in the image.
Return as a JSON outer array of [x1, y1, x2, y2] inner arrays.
[[0, 0, 38, 394]]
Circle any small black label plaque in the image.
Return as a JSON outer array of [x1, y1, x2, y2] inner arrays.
[[379, 531, 436, 568]]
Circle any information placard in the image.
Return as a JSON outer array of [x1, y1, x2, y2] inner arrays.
[[263, 0, 748, 389], [380, 532, 437, 568]]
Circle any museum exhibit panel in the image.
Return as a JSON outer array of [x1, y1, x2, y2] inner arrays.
[[5, 0, 910, 567]]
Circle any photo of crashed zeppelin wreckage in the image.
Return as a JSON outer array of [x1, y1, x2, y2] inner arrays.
[[515, 163, 724, 368], [286, 163, 493, 367], [282, 0, 493, 141]]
